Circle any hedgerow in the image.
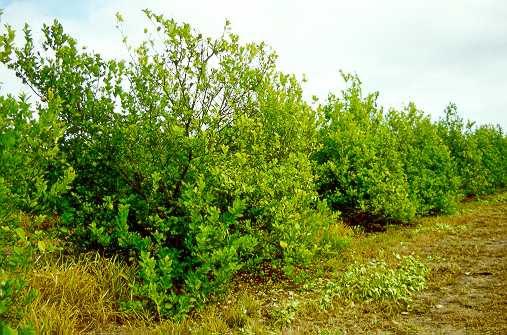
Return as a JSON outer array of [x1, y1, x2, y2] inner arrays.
[[438, 104, 506, 195], [0, 10, 505, 320], [314, 73, 415, 222], [387, 104, 460, 215]]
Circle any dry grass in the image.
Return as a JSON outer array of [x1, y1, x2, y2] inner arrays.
[[22, 253, 137, 334], [11, 191, 507, 334]]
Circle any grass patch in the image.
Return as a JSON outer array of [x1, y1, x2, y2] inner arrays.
[[21, 253, 137, 334]]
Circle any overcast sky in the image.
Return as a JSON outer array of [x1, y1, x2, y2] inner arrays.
[[1, 0, 506, 128]]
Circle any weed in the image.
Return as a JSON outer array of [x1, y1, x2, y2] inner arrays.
[[320, 255, 428, 309], [270, 299, 300, 326]]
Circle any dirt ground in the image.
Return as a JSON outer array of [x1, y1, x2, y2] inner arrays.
[[218, 196, 507, 335], [355, 198, 507, 335], [396, 200, 507, 334]]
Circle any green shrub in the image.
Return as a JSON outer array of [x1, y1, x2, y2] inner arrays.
[[0, 95, 75, 217], [387, 104, 460, 215], [0, 94, 73, 330], [438, 104, 507, 196], [472, 124, 507, 191], [0, 12, 335, 317], [437, 104, 485, 196], [0, 217, 37, 329], [314, 73, 415, 222]]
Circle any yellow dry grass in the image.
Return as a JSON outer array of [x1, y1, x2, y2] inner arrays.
[[22, 253, 137, 334]]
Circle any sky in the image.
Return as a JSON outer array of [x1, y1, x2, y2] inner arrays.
[[0, 0, 506, 128]]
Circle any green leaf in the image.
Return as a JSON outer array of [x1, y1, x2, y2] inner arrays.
[[37, 240, 46, 253]]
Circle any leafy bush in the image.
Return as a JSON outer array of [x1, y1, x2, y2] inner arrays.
[[387, 104, 460, 215], [0, 12, 334, 317], [472, 124, 507, 192], [0, 95, 75, 218], [314, 73, 415, 222], [315, 78, 506, 221], [438, 104, 506, 195], [0, 215, 41, 335]]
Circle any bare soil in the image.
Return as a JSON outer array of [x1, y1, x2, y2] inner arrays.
[[395, 202, 507, 334], [333, 199, 507, 335]]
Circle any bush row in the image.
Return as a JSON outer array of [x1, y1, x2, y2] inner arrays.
[[1, 12, 505, 318]]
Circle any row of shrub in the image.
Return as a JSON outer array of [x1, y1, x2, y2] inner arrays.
[[314, 75, 506, 222], [1, 11, 505, 319]]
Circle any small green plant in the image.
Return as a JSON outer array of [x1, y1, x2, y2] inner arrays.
[[270, 299, 300, 326], [320, 255, 428, 309], [0, 323, 36, 335]]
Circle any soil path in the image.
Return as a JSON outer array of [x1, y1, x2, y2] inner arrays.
[[391, 200, 507, 334]]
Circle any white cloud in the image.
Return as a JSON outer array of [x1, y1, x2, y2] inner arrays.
[[1, 0, 506, 128]]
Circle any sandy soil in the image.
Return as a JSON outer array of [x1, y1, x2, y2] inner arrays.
[[389, 201, 507, 334]]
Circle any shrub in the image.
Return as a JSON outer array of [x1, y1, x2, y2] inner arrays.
[[0, 218, 37, 329], [314, 73, 415, 222], [0, 95, 75, 218], [0, 12, 335, 317], [472, 124, 507, 191], [0, 93, 73, 331], [438, 104, 507, 196], [387, 104, 460, 215]]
